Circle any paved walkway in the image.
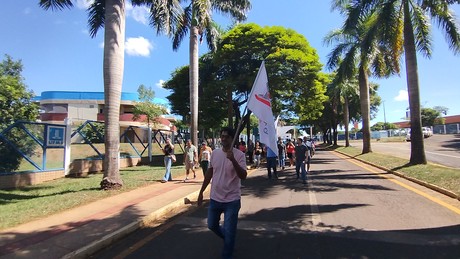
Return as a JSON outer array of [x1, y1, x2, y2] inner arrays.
[[0, 171, 210, 258], [1, 147, 458, 259]]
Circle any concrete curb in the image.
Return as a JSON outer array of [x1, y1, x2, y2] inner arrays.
[[334, 150, 460, 201], [62, 189, 206, 259]]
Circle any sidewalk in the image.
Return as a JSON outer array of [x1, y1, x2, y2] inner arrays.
[[0, 172, 211, 259]]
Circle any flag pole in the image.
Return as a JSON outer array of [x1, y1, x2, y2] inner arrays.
[[231, 105, 248, 148]]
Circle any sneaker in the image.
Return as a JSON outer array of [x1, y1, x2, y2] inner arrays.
[[160, 180, 167, 183]]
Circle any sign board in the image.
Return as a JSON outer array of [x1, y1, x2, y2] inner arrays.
[[47, 126, 65, 147]]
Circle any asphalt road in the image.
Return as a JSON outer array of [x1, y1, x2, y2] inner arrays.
[[341, 134, 460, 168], [92, 148, 460, 259]]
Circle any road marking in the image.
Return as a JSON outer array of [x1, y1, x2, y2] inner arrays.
[[307, 176, 321, 228], [425, 150, 460, 159], [334, 152, 460, 215]]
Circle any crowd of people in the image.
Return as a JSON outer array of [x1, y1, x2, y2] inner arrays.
[[159, 128, 316, 258]]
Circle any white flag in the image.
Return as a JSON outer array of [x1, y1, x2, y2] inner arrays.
[[247, 61, 278, 155]]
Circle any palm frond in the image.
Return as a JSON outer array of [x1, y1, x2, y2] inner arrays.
[[211, 0, 251, 22], [146, 0, 184, 35], [172, 6, 192, 51], [204, 20, 222, 52], [39, 0, 73, 11], [87, 0, 105, 38], [411, 4, 432, 58], [425, 1, 460, 55]]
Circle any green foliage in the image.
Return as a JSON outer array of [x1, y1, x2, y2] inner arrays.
[[0, 55, 39, 172], [433, 106, 448, 116], [0, 55, 38, 131], [132, 85, 168, 128], [421, 108, 442, 126], [80, 122, 105, 143], [215, 23, 327, 122], [371, 122, 397, 131], [165, 24, 328, 135]]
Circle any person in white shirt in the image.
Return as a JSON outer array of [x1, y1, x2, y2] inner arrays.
[[197, 127, 247, 259]]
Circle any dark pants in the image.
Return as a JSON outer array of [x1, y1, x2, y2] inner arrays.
[[266, 156, 277, 179], [247, 150, 254, 163], [200, 160, 209, 177]]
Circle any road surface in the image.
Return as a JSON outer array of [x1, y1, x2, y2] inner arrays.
[[92, 148, 460, 259]]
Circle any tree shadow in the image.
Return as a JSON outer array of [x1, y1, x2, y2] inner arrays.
[[441, 134, 460, 151]]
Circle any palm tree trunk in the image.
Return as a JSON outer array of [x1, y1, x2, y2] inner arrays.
[[101, 0, 125, 190], [189, 25, 199, 147], [344, 95, 350, 147], [403, 1, 426, 164], [359, 66, 372, 154]]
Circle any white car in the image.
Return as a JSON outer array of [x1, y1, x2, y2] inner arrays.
[[406, 127, 432, 141], [422, 127, 433, 138]]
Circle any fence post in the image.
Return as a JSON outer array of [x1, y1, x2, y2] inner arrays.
[[148, 127, 152, 162], [64, 118, 72, 176]]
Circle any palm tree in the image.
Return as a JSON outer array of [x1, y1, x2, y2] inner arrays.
[[171, 0, 251, 147], [343, 0, 460, 164], [324, 6, 397, 154], [40, 0, 182, 189]]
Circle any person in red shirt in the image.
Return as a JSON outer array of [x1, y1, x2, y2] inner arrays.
[[286, 139, 295, 167]]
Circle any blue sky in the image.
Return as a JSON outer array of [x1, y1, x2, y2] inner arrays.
[[1, 0, 459, 125]]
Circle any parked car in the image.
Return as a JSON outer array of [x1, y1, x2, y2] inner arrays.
[[422, 127, 433, 138], [406, 129, 411, 141], [406, 127, 432, 141]]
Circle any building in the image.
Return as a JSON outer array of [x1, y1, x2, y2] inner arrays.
[[35, 91, 176, 141], [393, 115, 460, 134], [36, 91, 173, 125]]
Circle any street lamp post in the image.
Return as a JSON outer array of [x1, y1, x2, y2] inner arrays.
[[383, 100, 387, 130]]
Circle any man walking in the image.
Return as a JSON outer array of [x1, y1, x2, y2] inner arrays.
[[294, 137, 308, 184], [184, 139, 198, 181], [197, 127, 247, 259]]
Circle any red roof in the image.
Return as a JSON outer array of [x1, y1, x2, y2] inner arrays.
[[392, 114, 460, 128]]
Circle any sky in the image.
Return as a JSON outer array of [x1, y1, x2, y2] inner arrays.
[[1, 0, 460, 125]]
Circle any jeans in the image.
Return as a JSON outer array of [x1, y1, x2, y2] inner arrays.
[[278, 155, 285, 168], [163, 156, 172, 181], [266, 156, 277, 179], [200, 160, 209, 177], [295, 160, 306, 183], [254, 154, 261, 167], [208, 199, 241, 259]]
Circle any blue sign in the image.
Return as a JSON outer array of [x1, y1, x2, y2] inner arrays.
[[47, 126, 65, 147]]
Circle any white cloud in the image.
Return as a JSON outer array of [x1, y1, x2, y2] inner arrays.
[[130, 6, 150, 25], [75, 0, 94, 9], [156, 80, 166, 88], [125, 37, 153, 57], [125, 2, 149, 25], [394, 90, 408, 101]]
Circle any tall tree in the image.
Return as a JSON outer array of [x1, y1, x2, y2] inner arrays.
[[0, 55, 39, 172], [325, 4, 398, 154], [171, 0, 251, 147], [132, 85, 168, 128], [343, 0, 460, 164], [40, 0, 182, 190]]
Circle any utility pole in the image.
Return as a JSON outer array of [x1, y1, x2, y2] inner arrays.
[[383, 100, 387, 129]]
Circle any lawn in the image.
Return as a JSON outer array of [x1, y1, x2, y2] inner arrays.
[[332, 145, 460, 198], [0, 164, 189, 230]]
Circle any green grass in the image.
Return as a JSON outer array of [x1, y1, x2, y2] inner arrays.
[[332, 145, 460, 197], [0, 165, 188, 230]]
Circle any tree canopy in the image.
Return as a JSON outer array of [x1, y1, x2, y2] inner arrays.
[[0, 54, 39, 172], [164, 23, 328, 135], [0, 55, 38, 131], [132, 84, 168, 128]]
